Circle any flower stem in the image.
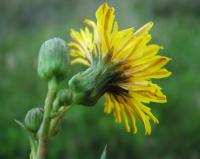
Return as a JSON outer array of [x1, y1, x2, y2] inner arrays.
[[49, 106, 71, 137], [37, 77, 57, 159], [29, 136, 38, 159]]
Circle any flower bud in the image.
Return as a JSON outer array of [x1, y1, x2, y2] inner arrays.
[[52, 89, 72, 111], [38, 37, 69, 81], [24, 107, 44, 133]]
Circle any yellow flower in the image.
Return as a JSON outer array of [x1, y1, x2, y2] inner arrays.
[[68, 3, 171, 134]]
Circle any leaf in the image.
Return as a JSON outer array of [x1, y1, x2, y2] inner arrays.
[[14, 119, 26, 130], [100, 145, 107, 159], [15, 119, 33, 138]]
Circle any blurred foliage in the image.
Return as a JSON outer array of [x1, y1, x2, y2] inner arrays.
[[0, 0, 200, 159]]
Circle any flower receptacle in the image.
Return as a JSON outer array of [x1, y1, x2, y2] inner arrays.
[[68, 56, 120, 106]]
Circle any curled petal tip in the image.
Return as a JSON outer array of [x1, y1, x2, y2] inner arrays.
[[148, 21, 154, 27]]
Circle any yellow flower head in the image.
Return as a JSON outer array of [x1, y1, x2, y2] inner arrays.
[[68, 3, 171, 134]]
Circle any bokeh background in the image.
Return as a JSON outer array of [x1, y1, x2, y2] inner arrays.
[[1, 0, 200, 158]]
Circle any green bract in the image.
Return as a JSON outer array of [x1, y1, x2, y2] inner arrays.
[[68, 67, 99, 106], [24, 107, 44, 132], [68, 55, 119, 106], [38, 37, 69, 81]]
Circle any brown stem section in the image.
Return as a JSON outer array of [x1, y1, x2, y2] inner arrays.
[[37, 139, 48, 159]]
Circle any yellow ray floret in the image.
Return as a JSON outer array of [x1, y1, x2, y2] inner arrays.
[[68, 2, 171, 134]]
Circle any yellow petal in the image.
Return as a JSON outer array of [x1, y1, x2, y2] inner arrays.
[[71, 58, 90, 66], [121, 105, 131, 133], [104, 93, 113, 113], [134, 21, 153, 37], [127, 56, 171, 77]]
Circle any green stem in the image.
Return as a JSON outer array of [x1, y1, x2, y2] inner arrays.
[[37, 77, 57, 159], [49, 106, 71, 137], [29, 136, 38, 159]]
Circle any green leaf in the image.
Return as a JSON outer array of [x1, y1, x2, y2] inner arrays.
[[15, 119, 30, 134], [14, 119, 26, 130], [100, 145, 107, 159]]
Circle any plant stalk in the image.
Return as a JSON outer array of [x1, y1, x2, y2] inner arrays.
[[37, 77, 57, 159], [29, 136, 38, 159]]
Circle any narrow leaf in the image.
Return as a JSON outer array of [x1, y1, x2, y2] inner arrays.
[[100, 145, 107, 159], [15, 119, 33, 138], [14, 119, 26, 130]]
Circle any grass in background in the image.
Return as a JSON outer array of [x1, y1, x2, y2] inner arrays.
[[0, 0, 200, 158]]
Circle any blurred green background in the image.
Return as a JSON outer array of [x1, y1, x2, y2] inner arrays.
[[1, 0, 200, 158]]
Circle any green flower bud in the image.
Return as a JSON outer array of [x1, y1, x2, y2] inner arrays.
[[38, 37, 69, 81], [68, 55, 120, 106], [53, 89, 72, 111], [24, 107, 44, 132]]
